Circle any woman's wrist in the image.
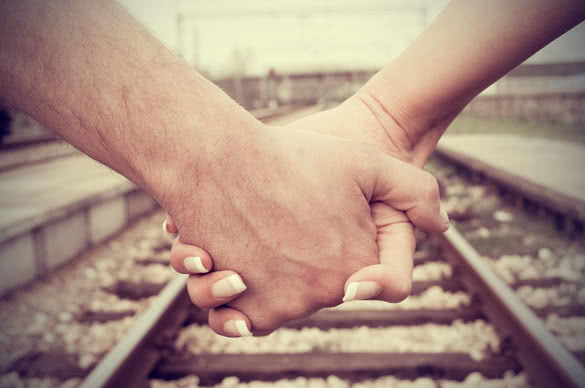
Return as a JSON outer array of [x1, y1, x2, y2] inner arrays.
[[355, 65, 465, 166]]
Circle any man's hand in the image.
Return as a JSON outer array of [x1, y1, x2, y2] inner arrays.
[[163, 118, 447, 336], [164, 0, 585, 336]]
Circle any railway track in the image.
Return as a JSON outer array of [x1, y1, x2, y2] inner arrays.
[[78, 230, 585, 388], [74, 106, 585, 388], [2, 104, 577, 387]]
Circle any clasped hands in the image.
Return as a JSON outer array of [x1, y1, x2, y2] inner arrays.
[[158, 95, 449, 337]]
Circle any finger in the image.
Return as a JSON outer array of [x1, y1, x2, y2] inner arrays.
[[170, 237, 212, 274], [162, 215, 178, 238], [355, 152, 449, 233], [343, 203, 415, 303], [208, 307, 253, 337], [187, 271, 248, 309]]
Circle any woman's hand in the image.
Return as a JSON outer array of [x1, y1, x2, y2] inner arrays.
[[286, 94, 452, 167]]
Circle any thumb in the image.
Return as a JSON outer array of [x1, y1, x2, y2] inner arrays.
[[355, 151, 449, 233], [343, 203, 415, 303]]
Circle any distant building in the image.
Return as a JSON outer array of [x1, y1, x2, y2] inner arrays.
[[174, 0, 430, 78]]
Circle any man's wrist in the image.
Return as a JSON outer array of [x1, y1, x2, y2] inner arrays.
[[136, 80, 264, 210], [0, 0, 264, 211]]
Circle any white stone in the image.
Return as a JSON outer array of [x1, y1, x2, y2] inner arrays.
[[493, 210, 514, 222], [58, 312, 73, 322], [477, 227, 490, 238], [538, 248, 553, 260]]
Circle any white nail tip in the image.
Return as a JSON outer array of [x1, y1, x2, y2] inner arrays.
[[212, 274, 247, 297], [235, 320, 253, 337], [184, 256, 208, 273], [224, 320, 253, 337], [343, 282, 359, 302], [227, 274, 247, 293]]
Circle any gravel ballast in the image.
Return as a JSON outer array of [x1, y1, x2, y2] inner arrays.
[[0, 210, 173, 385], [176, 320, 500, 361]]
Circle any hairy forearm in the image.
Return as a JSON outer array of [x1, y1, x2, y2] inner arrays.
[[0, 0, 257, 200], [359, 0, 585, 156]]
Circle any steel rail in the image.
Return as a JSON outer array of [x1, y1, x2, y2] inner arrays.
[[80, 275, 190, 388], [435, 145, 585, 225], [155, 352, 519, 384], [438, 227, 585, 388]]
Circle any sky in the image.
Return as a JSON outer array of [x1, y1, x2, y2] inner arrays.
[[119, 0, 585, 78]]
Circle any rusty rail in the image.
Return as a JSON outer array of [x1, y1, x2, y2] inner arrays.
[[439, 227, 585, 388]]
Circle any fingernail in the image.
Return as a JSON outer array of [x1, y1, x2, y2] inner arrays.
[[224, 320, 253, 337], [342, 281, 381, 302], [440, 206, 450, 226], [183, 256, 209, 273], [162, 220, 178, 237], [212, 274, 247, 298]]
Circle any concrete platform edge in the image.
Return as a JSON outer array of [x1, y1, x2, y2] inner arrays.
[[0, 184, 159, 296]]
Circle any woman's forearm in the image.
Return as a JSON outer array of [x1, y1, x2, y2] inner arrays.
[[0, 0, 258, 199], [359, 0, 585, 154]]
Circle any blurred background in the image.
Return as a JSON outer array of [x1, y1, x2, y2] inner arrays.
[[2, 0, 585, 145]]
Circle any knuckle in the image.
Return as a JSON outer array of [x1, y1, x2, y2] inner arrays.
[[170, 258, 186, 274], [348, 143, 378, 176], [242, 298, 304, 333], [389, 279, 412, 303], [275, 296, 313, 322], [169, 260, 184, 273], [316, 289, 343, 308], [344, 260, 367, 279], [359, 145, 380, 174], [186, 279, 214, 309], [187, 290, 210, 309], [344, 240, 378, 273], [170, 242, 184, 270], [252, 313, 283, 334], [311, 272, 346, 307]]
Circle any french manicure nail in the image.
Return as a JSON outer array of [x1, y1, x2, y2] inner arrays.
[[212, 274, 247, 298], [224, 320, 253, 337], [342, 281, 381, 302], [183, 256, 208, 273]]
